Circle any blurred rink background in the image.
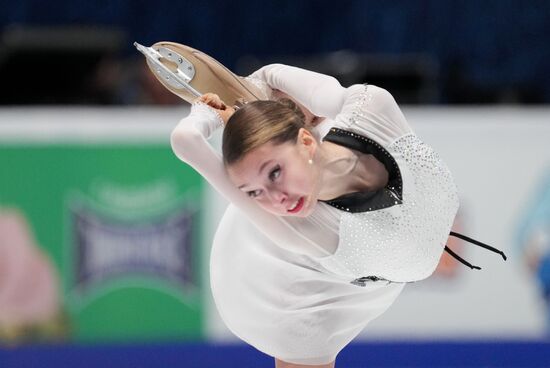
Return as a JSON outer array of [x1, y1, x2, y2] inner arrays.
[[0, 1, 549, 367]]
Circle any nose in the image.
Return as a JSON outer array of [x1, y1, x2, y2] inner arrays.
[[268, 189, 288, 206]]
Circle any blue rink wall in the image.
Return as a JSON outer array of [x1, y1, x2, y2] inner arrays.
[[1, 341, 550, 368]]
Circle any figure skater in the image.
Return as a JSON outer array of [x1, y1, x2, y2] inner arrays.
[[136, 43, 506, 367]]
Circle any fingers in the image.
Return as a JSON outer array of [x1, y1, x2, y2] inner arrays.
[[199, 93, 219, 104], [218, 105, 236, 125], [197, 93, 227, 110]]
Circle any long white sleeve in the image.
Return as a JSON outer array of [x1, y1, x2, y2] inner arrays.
[[249, 63, 347, 119], [170, 102, 331, 257], [250, 64, 413, 145]]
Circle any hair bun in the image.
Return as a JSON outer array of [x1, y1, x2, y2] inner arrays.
[[276, 98, 306, 126]]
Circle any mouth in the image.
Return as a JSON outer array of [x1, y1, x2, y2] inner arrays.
[[287, 197, 305, 214]]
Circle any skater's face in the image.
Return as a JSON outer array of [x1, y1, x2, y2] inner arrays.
[[227, 128, 321, 217]]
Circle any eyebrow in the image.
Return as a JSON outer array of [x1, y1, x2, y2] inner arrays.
[[237, 159, 274, 189]]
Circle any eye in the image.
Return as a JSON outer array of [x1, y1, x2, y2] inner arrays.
[[247, 189, 262, 198], [269, 165, 281, 182]]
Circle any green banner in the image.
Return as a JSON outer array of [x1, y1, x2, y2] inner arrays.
[[0, 143, 204, 342]]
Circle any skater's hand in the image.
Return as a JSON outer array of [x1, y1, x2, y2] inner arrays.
[[196, 93, 235, 125]]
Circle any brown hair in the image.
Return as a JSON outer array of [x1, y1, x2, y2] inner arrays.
[[222, 98, 307, 166]]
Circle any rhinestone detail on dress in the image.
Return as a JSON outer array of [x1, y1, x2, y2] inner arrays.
[[321, 133, 459, 283]]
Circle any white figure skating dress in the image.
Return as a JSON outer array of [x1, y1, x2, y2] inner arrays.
[[171, 64, 464, 365]]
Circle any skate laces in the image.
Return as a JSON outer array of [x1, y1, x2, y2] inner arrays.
[[444, 231, 507, 270]]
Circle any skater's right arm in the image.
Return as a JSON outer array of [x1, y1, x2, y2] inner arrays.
[[170, 101, 266, 214]]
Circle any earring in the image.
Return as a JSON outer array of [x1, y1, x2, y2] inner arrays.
[[308, 158, 313, 165]]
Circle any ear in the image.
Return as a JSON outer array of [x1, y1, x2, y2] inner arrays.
[[297, 128, 317, 156]]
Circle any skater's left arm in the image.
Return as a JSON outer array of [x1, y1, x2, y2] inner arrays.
[[251, 64, 413, 141], [249, 64, 346, 120]]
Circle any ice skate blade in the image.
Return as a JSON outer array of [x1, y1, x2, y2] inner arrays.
[[134, 42, 202, 98], [135, 41, 267, 105]]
